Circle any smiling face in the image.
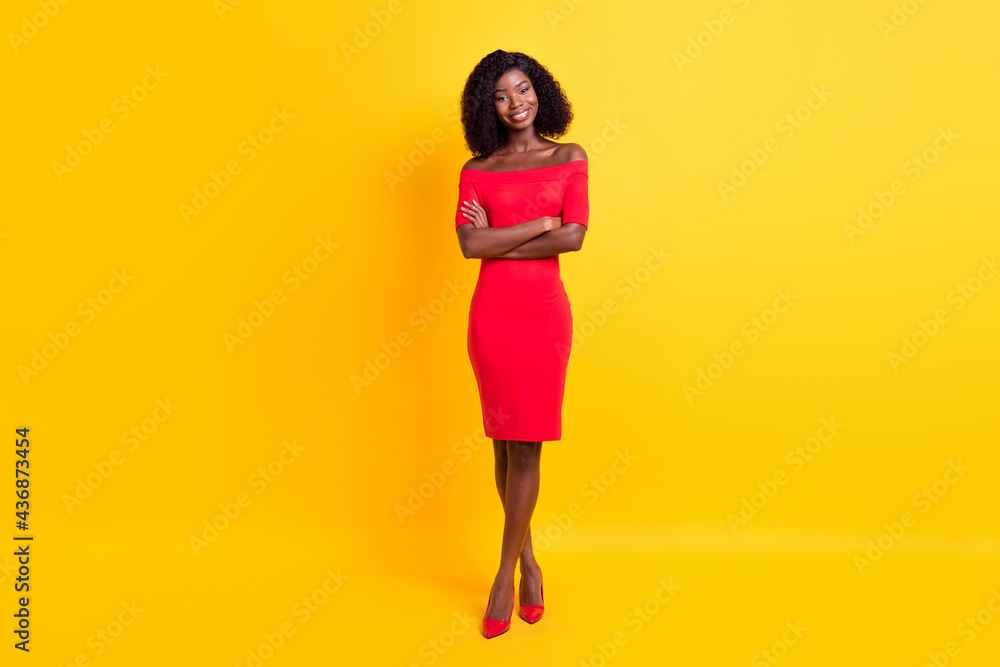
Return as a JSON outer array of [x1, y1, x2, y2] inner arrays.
[[492, 69, 537, 131]]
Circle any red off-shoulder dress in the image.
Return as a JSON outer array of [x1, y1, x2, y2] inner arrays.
[[454, 159, 590, 442]]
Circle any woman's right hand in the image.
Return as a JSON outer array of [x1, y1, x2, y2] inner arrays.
[[461, 200, 490, 228], [544, 216, 562, 231]]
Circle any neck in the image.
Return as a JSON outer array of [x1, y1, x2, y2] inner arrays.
[[499, 126, 544, 154]]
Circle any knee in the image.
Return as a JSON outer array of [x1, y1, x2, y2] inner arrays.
[[506, 441, 539, 469]]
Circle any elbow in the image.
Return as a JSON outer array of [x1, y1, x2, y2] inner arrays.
[[457, 226, 481, 259]]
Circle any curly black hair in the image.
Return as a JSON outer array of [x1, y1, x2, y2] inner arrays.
[[459, 50, 574, 158]]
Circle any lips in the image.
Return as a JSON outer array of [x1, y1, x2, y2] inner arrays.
[[510, 108, 530, 121]]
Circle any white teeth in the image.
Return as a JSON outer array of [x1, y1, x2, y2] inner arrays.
[[513, 110, 528, 119]]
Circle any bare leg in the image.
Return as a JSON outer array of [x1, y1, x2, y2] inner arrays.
[[485, 440, 542, 620], [492, 440, 544, 609]]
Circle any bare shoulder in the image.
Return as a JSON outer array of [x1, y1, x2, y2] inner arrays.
[[559, 142, 588, 164], [461, 156, 488, 171]]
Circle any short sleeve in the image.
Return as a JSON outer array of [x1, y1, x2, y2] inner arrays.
[[561, 171, 589, 227], [455, 180, 480, 229]]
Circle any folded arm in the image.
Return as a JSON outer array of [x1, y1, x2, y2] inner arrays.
[[456, 216, 557, 259], [493, 223, 586, 259]]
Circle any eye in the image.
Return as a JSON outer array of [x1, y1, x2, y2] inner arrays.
[[520, 87, 528, 94]]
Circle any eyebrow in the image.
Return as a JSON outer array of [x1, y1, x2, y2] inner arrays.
[[494, 80, 528, 93]]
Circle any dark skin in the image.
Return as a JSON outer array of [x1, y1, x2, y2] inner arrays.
[[456, 69, 588, 261], [455, 69, 587, 621]]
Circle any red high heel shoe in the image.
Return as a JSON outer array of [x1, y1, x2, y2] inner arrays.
[[482, 585, 515, 638], [519, 566, 544, 624]]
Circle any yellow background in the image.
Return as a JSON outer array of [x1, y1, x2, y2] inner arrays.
[[2, 0, 998, 664]]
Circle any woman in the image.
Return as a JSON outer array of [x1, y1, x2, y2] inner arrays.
[[453, 49, 589, 639]]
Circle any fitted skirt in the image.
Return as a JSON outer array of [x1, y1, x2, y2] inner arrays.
[[466, 279, 573, 442]]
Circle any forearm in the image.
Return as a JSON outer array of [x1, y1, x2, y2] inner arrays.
[[493, 224, 580, 259], [463, 217, 550, 258]]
